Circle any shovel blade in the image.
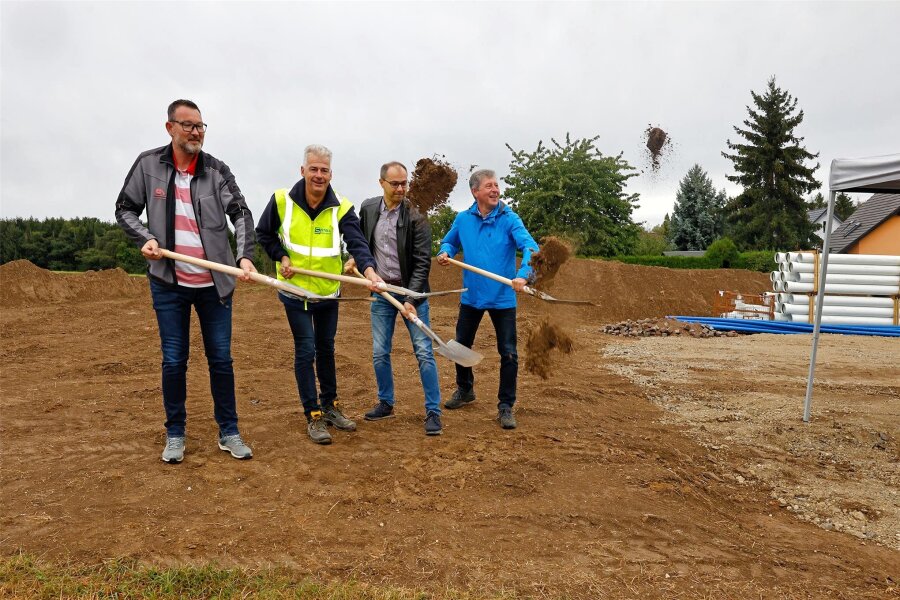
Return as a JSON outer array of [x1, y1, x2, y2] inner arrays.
[[434, 340, 483, 367]]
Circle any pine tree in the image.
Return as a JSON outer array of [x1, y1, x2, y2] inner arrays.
[[668, 165, 727, 250], [722, 77, 820, 250], [834, 192, 856, 221], [807, 192, 826, 209]]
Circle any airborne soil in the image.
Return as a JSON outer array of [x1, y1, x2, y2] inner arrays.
[[1, 258, 897, 598]]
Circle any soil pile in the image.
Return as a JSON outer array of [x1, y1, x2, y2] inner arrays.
[[429, 257, 771, 322], [525, 317, 574, 379], [531, 236, 572, 290], [0, 260, 145, 307], [645, 125, 672, 171], [406, 156, 458, 213]]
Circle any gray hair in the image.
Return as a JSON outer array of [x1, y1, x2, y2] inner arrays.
[[303, 144, 333, 166], [380, 161, 408, 180], [469, 169, 496, 192]]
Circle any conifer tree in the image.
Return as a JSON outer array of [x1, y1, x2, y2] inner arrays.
[[668, 164, 726, 250], [834, 192, 856, 221], [722, 77, 819, 250]]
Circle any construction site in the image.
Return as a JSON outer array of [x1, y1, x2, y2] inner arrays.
[[1, 257, 897, 598]]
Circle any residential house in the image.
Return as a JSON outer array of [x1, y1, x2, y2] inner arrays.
[[828, 193, 900, 254]]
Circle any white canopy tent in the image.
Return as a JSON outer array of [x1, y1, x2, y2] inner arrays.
[[803, 153, 900, 421]]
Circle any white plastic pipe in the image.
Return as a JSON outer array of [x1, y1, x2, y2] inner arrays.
[[775, 293, 895, 308], [774, 252, 789, 263], [787, 262, 900, 276], [782, 281, 900, 295], [787, 272, 900, 285], [780, 304, 894, 318], [787, 252, 900, 267], [785, 314, 897, 326]]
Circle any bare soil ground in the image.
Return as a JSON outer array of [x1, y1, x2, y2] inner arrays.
[[1, 258, 897, 598]]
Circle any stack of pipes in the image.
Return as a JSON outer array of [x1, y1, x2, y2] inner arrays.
[[770, 252, 900, 326]]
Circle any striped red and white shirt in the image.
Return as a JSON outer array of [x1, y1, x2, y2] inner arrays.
[[172, 157, 213, 287]]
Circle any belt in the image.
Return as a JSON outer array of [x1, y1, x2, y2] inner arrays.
[[383, 279, 402, 287]]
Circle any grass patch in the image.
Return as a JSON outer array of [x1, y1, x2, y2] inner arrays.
[[0, 553, 512, 599]]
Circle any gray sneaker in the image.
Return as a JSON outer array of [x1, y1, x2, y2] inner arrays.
[[498, 407, 517, 430], [322, 404, 357, 431], [161, 436, 185, 463], [308, 412, 333, 445], [218, 434, 253, 460]]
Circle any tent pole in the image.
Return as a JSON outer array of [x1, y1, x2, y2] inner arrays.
[[804, 190, 837, 422]]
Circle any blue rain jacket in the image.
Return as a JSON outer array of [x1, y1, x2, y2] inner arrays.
[[439, 201, 539, 309]]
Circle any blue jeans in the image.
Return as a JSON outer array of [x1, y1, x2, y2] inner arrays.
[[455, 303, 518, 408], [280, 294, 339, 419], [370, 294, 442, 414], [149, 279, 239, 438]]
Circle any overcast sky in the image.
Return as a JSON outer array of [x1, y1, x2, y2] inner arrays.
[[2, 1, 898, 229]]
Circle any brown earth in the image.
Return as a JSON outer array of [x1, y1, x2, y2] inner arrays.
[[406, 156, 458, 214], [645, 126, 671, 172], [1, 260, 898, 598], [530, 236, 572, 290]]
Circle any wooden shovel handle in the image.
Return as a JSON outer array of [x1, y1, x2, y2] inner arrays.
[[288, 266, 382, 288], [444, 256, 513, 286], [160, 249, 307, 296]]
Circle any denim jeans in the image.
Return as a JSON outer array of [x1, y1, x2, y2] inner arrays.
[[455, 303, 518, 408], [149, 279, 239, 438], [280, 293, 339, 418], [370, 294, 441, 414]]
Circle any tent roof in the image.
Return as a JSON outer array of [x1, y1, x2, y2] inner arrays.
[[829, 154, 900, 192]]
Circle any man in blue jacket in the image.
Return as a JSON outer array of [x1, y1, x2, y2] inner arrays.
[[437, 169, 539, 429]]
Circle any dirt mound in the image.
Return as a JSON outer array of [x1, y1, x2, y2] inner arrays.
[[531, 236, 572, 290], [644, 125, 672, 172], [428, 257, 772, 322], [0, 260, 145, 307], [525, 317, 574, 379], [406, 156, 458, 213]]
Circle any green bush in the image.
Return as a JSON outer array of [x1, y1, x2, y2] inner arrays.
[[733, 250, 776, 272], [704, 237, 740, 267], [609, 255, 717, 269]]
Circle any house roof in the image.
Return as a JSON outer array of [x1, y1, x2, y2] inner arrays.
[[807, 207, 828, 222], [828, 193, 900, 253]]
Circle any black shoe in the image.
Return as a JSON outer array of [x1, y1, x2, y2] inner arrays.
[[424, 411, 443, 436], [364, 401, 395, 421], [444, 388, 475, 410], [498, 407, 517, 429]]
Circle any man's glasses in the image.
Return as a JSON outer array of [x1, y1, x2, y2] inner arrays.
[[170, 120, 208, 133], [382, 179, 408, 189]]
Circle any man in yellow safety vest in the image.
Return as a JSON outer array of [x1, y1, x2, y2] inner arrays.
[[256, 144, 383, 444]]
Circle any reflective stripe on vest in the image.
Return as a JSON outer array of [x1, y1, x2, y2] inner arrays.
[[274, 188, 353, 296]]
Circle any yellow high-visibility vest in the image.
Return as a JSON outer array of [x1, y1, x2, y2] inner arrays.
[[275, 188, 353, 296]]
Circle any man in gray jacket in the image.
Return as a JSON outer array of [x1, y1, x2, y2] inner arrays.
[[115, 99, 256, 464]]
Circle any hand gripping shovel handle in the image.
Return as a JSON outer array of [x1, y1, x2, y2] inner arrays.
[[443, 256, 596, 306], [159, 249, 329, 301], [289, 266, 466, 299], [352, 268, 483, 367]]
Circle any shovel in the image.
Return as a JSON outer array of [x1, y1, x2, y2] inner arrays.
[[443, 257, 596, 305], [350, 268, 483, 368], [158, 249, 372, 302], [287, 266, 466, 299]]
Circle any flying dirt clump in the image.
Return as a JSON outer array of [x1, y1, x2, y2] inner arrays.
[[525, 317, 574, 380], [406, 156, 458, 213], [530, 236, 572, 290], [644, 125, 672, 172]]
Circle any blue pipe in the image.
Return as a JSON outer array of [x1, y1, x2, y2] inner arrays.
[[669, 316, 900, 337]]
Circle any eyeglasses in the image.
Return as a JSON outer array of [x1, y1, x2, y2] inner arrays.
[[169, 120, 208, 133], [382, 179, 408, 189]]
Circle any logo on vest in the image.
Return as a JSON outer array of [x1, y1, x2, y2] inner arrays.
[[154, 188, 165, 198], [314, 227, 333, 235]]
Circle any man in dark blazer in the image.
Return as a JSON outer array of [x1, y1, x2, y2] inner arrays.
[[349, 161, 443, 435]]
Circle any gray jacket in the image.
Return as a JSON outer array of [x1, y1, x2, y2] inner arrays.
[[115, 144, 255, 299]]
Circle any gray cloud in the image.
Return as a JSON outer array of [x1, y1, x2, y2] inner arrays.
[[2, 1, 898, 229]]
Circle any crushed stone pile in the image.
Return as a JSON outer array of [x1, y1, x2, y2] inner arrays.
[[602, 317, 740, 338]]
